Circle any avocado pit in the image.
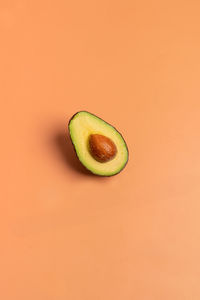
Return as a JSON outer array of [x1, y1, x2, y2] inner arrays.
[[89, 134, 117, 163]]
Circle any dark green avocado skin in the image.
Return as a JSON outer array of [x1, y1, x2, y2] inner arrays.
[[68, 111, 129, 177]]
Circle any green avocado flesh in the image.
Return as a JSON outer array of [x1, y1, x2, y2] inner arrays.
[[68, 111, 129, 176]]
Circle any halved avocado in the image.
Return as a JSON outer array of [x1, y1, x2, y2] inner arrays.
[[68, 111, 129, 176]]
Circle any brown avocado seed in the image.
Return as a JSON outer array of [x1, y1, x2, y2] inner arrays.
[[89, 134, 117, 163]]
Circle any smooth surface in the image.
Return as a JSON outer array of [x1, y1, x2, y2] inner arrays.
[[0, 0, 200, 299]]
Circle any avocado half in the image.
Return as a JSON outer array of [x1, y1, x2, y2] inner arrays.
[[68, 111, 129, 176]]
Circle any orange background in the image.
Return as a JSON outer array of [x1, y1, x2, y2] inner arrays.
[[1, 0, 200, 299]]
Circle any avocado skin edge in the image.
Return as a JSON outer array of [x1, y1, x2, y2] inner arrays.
[[67, 110, 129, 177]]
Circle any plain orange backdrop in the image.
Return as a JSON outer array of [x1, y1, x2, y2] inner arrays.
[[0, 0, 200, 299]]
